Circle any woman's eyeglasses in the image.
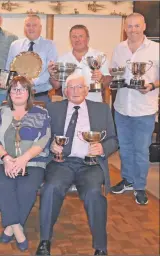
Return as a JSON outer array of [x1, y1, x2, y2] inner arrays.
[[10, 87, 28, 94]]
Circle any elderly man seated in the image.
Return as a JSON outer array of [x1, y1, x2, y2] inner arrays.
[[36, 74, 118, 256]]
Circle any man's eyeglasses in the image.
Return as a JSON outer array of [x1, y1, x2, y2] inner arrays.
[[11, 87, 28, 94], [67, 85, 86, 90]]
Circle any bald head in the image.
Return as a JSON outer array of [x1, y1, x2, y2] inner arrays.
[[125, 13, 145, 24], [24, 15, 42, 41], [125, 12, 146, 43]]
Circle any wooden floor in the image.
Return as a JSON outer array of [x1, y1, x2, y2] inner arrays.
[[0, 164, 159, 256]]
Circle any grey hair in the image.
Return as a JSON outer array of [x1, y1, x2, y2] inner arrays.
[[65, 73, 89, 88]]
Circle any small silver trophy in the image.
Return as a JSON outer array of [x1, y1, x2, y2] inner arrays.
[[82, 55, 106, 92], [53, 135, 69, 162], [126, 60, 153, 89], [78, 130, 106, 165], [109, 67, 127, 90]]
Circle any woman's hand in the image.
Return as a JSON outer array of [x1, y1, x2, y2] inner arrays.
[[12, 155, 29, 176], [3, 155, 17, 178]]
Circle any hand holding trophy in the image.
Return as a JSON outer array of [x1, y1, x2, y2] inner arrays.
[[78, 130, 106, 165], [126, 60, 153, 90], [53, 135, 69, 162], [82, 55, 106, 92]]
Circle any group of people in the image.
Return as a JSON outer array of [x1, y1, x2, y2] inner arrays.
[[0, 11, 159, 256]]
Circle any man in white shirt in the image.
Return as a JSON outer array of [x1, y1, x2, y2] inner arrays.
[[35, 74, 118, 256], [48, 24, 111, 102], [110, 13, 159, 205], [6, 15, 58, 103]]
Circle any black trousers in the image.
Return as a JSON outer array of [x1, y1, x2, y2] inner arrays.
[[40, 157, 107, 251], [0, 165, 44, 228]]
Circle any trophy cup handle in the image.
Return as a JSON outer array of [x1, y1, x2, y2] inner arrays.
[[100, 130, 106, 141], [145, 60, 153, 72], [100, 54, 106, 66], [126, 60, 132, 71], [65, 137, 69, 145]]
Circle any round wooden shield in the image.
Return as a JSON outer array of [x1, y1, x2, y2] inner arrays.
[[10, 51, 42, 79]]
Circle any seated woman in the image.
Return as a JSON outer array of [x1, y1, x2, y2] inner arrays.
[[0, 76, 51, 251]]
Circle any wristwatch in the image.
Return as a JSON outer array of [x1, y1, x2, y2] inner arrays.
[[149, 83, 156, 91]]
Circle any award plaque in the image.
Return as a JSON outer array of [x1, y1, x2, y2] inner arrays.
[[10, 51, 42, 79]]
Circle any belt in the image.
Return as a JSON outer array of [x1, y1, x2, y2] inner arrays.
[[35, 91, 48, 97]]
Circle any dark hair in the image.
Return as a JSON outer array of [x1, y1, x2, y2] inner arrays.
[[7, 76, 33, 110], [69, 24, 90, 38]]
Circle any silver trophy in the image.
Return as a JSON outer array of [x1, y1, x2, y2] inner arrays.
[[126, 60, 153, 89], [51, 62, 77, 86], [78, 130, 106, 165], [53, 135, 69, 162], [109, 67, 127, 90], [83, 55, 106, 92]]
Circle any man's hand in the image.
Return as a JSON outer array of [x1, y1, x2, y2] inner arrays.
[[48, 61, 56, 76], [91, 70, 103, 82], [50, 140, 63, 154], [139, 83, 153, 94], [89, 143, 104, 156]]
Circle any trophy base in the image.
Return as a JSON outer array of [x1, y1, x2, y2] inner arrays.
[[53, 153, 65, 162], [83, 155, 98, 166], [109, 79, 126, 90], [17, 169, 29, 176], [89, 83, 102, 92], [128, 79, 145, 90]]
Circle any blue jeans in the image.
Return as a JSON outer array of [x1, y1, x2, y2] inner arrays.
[[115, 111, 156, 190]]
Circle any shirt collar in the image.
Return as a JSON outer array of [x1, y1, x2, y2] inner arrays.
[[26, 36, 41, 46], [123, 35, 150, 48], [68, 100, 87, 111]]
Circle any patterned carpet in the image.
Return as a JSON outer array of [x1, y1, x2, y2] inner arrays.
[[0, 164, 159, 256]]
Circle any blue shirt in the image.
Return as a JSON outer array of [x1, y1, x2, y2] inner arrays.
[[6, 36, 58, 93]]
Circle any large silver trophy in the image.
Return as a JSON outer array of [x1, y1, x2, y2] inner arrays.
[[126, 60, 153, 89], [83, 55, 106, 92], [78, 131, 106, 165], [53, 135, 69, 162], [52, 62, 77, 86], [109, 67, 127, 90]]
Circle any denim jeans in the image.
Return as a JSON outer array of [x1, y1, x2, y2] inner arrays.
[[115, 111, 156, 190]]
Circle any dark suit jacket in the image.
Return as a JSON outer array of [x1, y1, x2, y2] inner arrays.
[[47, 99, 118, 193]]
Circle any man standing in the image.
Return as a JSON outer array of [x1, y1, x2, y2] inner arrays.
[[35, 74, 118, 256], [111, 13, 159, 205], [0, 15, 18, 104], [48, 24, 111, 102], [6, 15, 58, 103]]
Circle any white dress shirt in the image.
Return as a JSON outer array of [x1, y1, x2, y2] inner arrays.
[[6, 37, 58, 93], [59, 48, 110, 102], [110, 37, 159, 116], [64, 100, 90, 159]]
